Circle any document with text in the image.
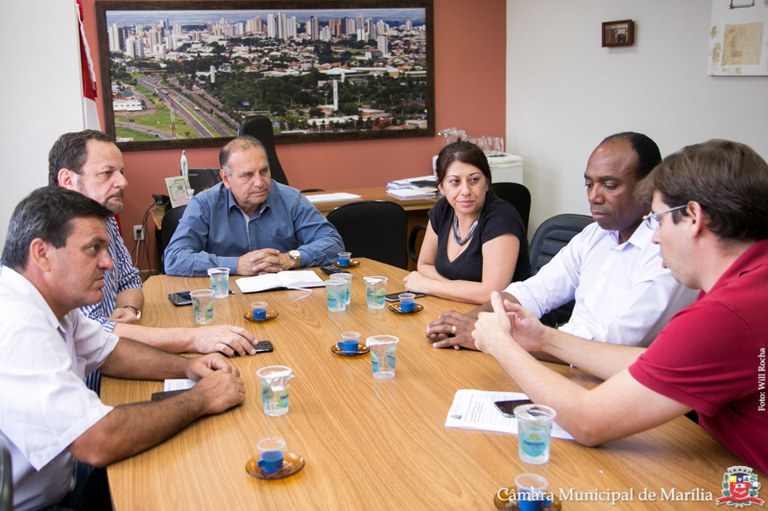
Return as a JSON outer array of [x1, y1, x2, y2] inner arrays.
[[163, 378, 195, 391], [445, 389, 574, 440]]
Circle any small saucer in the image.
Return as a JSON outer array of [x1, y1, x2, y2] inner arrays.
[[494, 492, 562, 511], [243, 310, 279, 322], [388, 303, 424, 314], [334, 259, 361, 268], [330, 343, 370, 356], [246, 452, 305, 480]]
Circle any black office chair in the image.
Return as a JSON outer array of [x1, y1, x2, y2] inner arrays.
[[327, 201, 408, 269], [237, 115, 289, 186], [408, 224, 427, 263], [528, 213, 593, 327], [160, 205, 187, 274], [186, 167, 222, 194], [493, 182, 531, 233], [0, 438, 11, 511], [237, 115, 324, 193]]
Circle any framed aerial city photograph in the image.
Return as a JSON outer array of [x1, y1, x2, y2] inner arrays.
[[601, 19, 635, 48], [95, 0, 434, 151]]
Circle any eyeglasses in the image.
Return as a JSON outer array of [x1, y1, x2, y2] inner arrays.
[[642, 205, 687, 230]]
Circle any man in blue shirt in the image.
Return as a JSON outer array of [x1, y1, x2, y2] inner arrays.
[[164, 135, 344, 276]]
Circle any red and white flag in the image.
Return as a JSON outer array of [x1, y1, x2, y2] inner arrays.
[[77, 0, 101, 130]]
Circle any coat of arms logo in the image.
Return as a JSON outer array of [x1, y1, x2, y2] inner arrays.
[[716, 466, 764, 507]]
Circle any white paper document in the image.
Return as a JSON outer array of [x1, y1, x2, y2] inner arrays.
[[445, 389, 574, 440], [236, 270, 325, 294], [304, 192, 362, 203], [386, 187, 437, 199], [163, 378, 196, 392]]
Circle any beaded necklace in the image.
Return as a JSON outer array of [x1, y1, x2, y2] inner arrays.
[[452, 212, 479, 246]]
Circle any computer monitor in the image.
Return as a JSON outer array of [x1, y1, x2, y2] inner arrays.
[[187, 168, 222, 195]]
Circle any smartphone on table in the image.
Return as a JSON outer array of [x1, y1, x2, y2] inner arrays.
[[384, 291, 426, 302], [320, 265, 350, 276], [494, 399, 533, 418], [227, 340, 275, 358], [253, 340, 274, 353], [168, 291, 193, 306]]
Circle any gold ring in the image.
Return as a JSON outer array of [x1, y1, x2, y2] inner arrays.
[[451, 325, 457, 335]]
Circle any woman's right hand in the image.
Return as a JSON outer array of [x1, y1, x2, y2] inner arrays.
[[403, 271, 430, 294]]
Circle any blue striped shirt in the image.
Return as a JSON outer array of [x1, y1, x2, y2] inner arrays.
[[81, 216, 143, 393]]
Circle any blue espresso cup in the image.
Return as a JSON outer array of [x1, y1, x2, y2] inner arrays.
[[251, 301, 268, 320], [338, 340, 359, 352], [515, 473, 551, 511], [337, 251, 351, 267], [257, 450, 284, 474], [338, 331, 361, 352], [399, 293, 416, 313]]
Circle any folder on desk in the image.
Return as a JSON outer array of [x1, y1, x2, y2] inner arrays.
[[236, 270, 325, 294]]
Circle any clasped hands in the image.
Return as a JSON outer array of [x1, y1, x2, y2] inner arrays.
[[427, 292, 547, 355], [185, 354, 245, 414], [237, 248, 297, 275]]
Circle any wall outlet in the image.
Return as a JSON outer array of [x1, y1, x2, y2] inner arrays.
[[133, 225, 145, 241]]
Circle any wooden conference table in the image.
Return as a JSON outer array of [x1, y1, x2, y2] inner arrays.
[[102, 259, 753, 510]]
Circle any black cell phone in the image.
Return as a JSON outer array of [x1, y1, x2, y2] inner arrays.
[[320, 265, 350, 275], [254, 340, 274, 353], [168, 291, 192, 306], [494, 399, 533, 418], [384, 291, 426, 302], [228, 340, 274, 357], [151, 388, 191, 401]]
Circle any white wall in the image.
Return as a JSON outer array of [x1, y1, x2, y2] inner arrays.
[[0, 1, 84, 243], [507, 0, 768, 234]]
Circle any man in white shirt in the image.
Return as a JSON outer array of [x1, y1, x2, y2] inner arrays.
[[0, 187, 245, 511], [427, 132, 697, 350]]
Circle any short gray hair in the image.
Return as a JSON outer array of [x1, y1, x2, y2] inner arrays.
[[219, 136, 267, 175]]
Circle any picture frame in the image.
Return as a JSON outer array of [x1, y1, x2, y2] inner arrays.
[[708, 0, 768, 76], [602, 19, 635, 48], [95, 0, 435, 151], [164, 176, 192, 208]]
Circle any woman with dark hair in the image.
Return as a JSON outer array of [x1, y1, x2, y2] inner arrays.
[[404, 141, 530, 304]]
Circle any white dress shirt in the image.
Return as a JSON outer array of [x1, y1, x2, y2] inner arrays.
[[505, 222, 697, 347], [0, 267, 117, 511]]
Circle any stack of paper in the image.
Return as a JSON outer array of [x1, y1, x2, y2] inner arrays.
[[387, 187, 438, 199], [385, 175, 438, 200], [444, 389, 574, 440], [386, 175, 437, 189]]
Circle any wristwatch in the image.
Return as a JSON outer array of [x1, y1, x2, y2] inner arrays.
[[288, 250, 301, 267], [121, 305, 142, 319]]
